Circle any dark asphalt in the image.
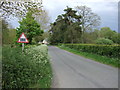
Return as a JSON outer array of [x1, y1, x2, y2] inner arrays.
[[48, 46, 118, 88]]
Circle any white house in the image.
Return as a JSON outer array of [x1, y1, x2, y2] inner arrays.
[[42, 39, 48, 44]]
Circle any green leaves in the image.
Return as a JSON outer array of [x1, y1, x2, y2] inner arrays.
[[16, 12, 43, 44], [95, 38, 114, 45], [64, 44, 120, 59], [50, 7, 82, 44], [2, 45, 52, 88], [59, 45, 119, 68]]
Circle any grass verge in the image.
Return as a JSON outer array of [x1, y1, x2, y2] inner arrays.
[[2, 45, 52, 88], [58, 46, 119, 68]]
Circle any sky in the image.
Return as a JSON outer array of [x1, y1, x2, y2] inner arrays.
[[10, 0, 119, 32], [42, 0, 119, 32]]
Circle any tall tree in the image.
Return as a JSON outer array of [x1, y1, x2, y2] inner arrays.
[[2, 19, 9, 45], [75, 5, 101, 43], [16, 12, 43, 44], [1, 18, 17, 45], [34, 10, 51, 31], [63, 7, 82, 43], [49, 15, 66, 44], [49, 7, 82, 44]]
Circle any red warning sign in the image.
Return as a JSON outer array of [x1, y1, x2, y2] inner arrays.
[[17, 33, 29, 43]]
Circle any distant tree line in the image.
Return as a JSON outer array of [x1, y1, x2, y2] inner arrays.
[[2, 19, 16, 45], [49, 6, 119, 45], [81, 27, 120, 44]]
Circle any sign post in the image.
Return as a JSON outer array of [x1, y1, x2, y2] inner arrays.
[[17, 33, 29, 52], [22, 43, 24, 52]]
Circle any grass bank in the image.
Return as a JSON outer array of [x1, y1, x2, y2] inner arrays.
[[2, 45, 52, 88], [58, 45, 119, 68]]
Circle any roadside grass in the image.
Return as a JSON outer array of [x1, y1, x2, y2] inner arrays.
[[58, 46, 119, 68], [2, 45, 52, 88], [31, 62, 52, 88], [29, 45, 52, 88]]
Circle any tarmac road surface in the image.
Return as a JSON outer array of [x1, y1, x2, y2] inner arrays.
[[48, 46, 118, 88]]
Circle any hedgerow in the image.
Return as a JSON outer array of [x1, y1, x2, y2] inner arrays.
[[2, 45, 52, 88], [63, 44, 120, 59]]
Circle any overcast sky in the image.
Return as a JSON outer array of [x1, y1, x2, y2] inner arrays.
[[42, 0, 119, 32], [11, 0, 119, 32]]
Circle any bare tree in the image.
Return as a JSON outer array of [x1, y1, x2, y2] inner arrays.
[[75, 5, 101, 43], [33, 9, 51, 31]]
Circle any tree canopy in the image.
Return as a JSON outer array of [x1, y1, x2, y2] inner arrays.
[[16, 12, 43, 44], [49, 7, 82, 44], [2, 18, 16, 45], [49, 6, 119, 45], [75, 5, 101, 43]]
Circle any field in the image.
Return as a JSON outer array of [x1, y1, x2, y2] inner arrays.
[[2, 45, 52, 88]]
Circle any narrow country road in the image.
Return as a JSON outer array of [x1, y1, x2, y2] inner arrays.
[[48, 46, 118, 88]]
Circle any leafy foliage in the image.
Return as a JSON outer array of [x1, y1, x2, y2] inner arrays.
[[2, 19, 16, 45], [99, 27, 120, 44], [2, 45, 52, 88], [75, 5, 101, 43], [49, 7, 82, 44], [49, 6, 119, 45], [16, 12, 43, 44], [95, 38, 114, 45], [49, 6, 102, 44], [73, 27, 120, 44], [59, 45, 119, 68], [2, 19, 9, 44], [63, 44, 120, 59]]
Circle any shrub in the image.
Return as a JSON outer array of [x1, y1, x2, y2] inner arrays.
[[2, 45, 52, 88], [63, 44, 120, 59], [95, 38, 114, 45]]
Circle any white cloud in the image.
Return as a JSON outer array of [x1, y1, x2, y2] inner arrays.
[[8, 0, 118, 31], [42, 0, 118, 31], [68, 0, 119, 3]]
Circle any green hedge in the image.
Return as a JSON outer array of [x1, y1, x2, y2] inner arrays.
[[2, 45, 52, 88], [63, 44, 120, 59]]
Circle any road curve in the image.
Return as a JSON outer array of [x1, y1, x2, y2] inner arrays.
[[48, 46, 118, 88]]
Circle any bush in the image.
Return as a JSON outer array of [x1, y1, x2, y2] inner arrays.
[[63, 44, 120, 59], [2, 45, 52, 88], [95, 38, 114, 45]]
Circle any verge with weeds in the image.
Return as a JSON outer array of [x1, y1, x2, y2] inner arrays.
[[2, 45, 52, 88], [58, 45, 119, 68]]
